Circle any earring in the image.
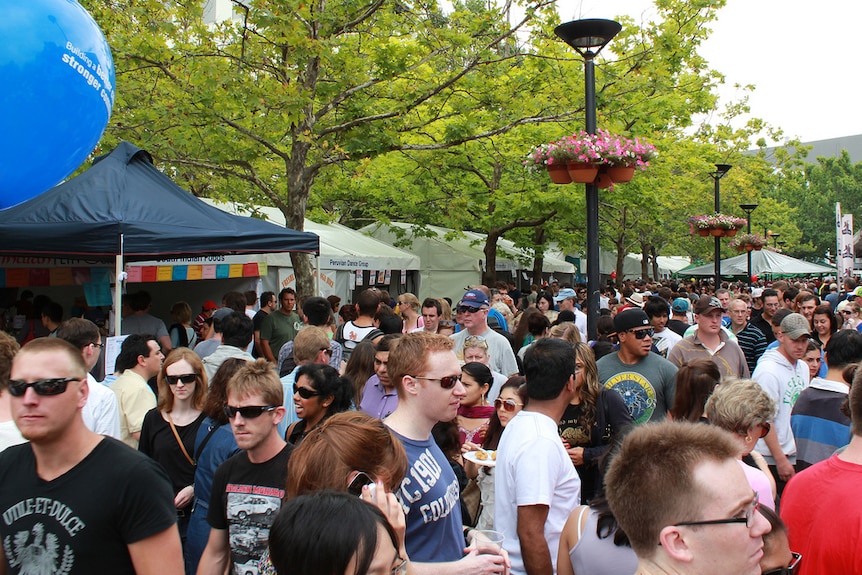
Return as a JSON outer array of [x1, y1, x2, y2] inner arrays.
[[744, 435, 752, 442]]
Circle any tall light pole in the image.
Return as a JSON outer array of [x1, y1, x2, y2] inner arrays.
[[739, 203, 758, 288], [555, 18, 621, 340], [711, 164, 732, 288]]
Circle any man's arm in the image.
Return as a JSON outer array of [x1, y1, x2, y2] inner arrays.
[[259, 339, 275, 363], [763, 424, 795, 481], [518, 504, 552, 575], [410, 554, 507, 575], [129, 524, 183, 575], [158, 334, 173, 354], [196, 527, 230, 575]]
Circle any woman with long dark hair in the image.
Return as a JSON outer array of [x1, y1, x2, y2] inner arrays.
[[668, 358, 720, 423], [457, 362, 495, 446], [558, 342, 632, 504]]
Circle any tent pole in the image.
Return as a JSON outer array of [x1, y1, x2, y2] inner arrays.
[[114, 234, 124, 337]]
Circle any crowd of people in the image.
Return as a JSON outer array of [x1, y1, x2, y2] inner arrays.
[[1, 275, 862, 574]]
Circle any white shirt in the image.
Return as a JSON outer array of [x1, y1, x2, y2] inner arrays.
[[82, 373, 122, 439]]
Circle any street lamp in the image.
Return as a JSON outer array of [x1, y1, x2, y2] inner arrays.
[[770, 232, 781, 247], [710, 164, 732, 288], [555, 18, 621, 340], [739, 203, 758, 288]]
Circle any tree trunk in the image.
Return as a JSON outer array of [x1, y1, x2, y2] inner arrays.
[[483, 229, 501, 287], [640, 243, 650, 280], [650, 245, 660, 281]]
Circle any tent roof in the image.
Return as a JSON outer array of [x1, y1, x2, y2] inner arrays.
[[206, 201, 420, 270], [0, 142, 319, 260], [682, 249, 835, 277]]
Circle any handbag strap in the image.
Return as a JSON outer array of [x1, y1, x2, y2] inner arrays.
[[167, 412, 196, 467]]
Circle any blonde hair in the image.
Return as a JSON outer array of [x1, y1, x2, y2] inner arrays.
[[227, 358, 283, 406], [549, 322, 582, 343], [705, 377, 776, 435], [294, 326, 331, 363]]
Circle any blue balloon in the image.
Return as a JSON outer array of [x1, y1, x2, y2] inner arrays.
[[0, 0, 115, 209]]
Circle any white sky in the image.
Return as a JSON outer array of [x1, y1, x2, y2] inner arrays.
[[553, 0, 862, 143]]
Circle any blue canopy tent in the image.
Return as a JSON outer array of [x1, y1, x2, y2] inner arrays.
[[0, 141, 319, 333]]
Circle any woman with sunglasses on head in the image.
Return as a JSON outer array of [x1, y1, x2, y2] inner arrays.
[[258, 411, 410, 575], [138, 347, 208, 555], [287, 363, 352, 446], [463, 376, 527, 530], [558, 342, 633, 504], [457, 362, 495, 447], [840, 300, 862, 330], [705, 377, 777, 508], [185, 358, 244, 574]]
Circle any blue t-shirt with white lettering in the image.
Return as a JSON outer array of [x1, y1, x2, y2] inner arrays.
[[390, 429, 464, 562]]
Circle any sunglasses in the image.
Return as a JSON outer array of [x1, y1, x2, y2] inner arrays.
[[412, 374, 461, 389], [464, 336, 489, 349], [165, 373, 197, 385], [627, 328, 655, 339], [762, 552, 802, 575], [457, 306, 483, 314], [758, 422, 771, 438], [293, 384, 322, 399], [7, 377, 78, 397], [494, 398, 523, 412], [223, 405, 278, 419]]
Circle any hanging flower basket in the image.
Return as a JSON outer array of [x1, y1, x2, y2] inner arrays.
[[710, 228, 725, 237], [698, 229, 710, 237], [729, 233, 768, 252], [547, 164, 573, 184], [689, 213, 748, 236], [606, 165, 636, 183], [566, 161, 599, 183]]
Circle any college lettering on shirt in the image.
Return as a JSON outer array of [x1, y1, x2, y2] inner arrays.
[[398, 447, 460, 524]]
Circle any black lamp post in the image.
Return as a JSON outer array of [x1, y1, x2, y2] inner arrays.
[[710, 164, 732, 288], [555, 18, 621, 340], [770, 232, 781, 248], [739, 203, 758, 288]]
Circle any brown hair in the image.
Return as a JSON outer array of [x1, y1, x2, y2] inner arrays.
[[227, 358, 283, 406], [573, 342, 600, 435], [203, 358, 248, 423], [0, 332, 20, 390], [293, 326, 331, 364], [605, 420, 738, 556], [158, 348, 207, 412], [286, 411, 407, 497], [669, 358, 720, 423], [387, 332, 454, 396]]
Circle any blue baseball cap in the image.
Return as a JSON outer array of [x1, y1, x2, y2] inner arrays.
[[671, 298, 690, 313], [459, 289, 489, 309]]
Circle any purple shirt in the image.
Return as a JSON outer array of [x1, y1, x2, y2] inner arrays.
[[359, 375, 398, 420]]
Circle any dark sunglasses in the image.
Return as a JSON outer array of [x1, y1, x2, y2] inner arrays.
[[762, 552, 802, 575], [293, 384, 322, 399], [457, 306, 482, 314], [412, 374, 461, 389], [223, 405, 278, 419], [8, 377, 78, 397], [494, 398, 523, 412], [628, 328, 655, 339], [758, 422, 771, 438], [165, 373, 198, 385]]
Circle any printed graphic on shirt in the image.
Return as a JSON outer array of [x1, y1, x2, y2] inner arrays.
[[2, 498, 84, 575], [604, 372, 656, 425], [397, 447, 459, 524], [225, 484, 283, 574]]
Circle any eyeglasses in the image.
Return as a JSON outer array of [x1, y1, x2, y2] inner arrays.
[[675, 491, 760, 529], [165, 373, 198, 385], [90, 341, 105, 349], [757, 422, 771, 438], [762, 552, 802, 575], [627, 328, 655, 339], [457, 306, 483, 314], [412, 374, 461, 389], [8, 377, 79, 397], [320, 347, 333, 357], [843, 310, 854, 315], [391, 557, 409, 575], [494, 398, 523, 412], [293, 384, 323, 399], [223, 405, 278, 419]]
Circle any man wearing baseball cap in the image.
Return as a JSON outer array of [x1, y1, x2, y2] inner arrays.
[[667, 295, 749, 378], [553, 287, 587, 341], [450, 289, 518, 376], [597, 309, 678, 425], [193, 300, 219, 342], [666, 297, 690, 336], [752, 312, 811, 496]]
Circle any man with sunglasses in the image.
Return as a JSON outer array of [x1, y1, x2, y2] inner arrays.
[[0, 338, 183, 575], [597, 309, 678, 425], [384, 332, 508, 575], [496, 338, 581, 575], [111, 333, 163, 448], [450, 289, 518, 377], [605, 420, 771, 575], [781, 357, 862, 574], [55, 318, 122, 440], [198, 359, 292, 575]]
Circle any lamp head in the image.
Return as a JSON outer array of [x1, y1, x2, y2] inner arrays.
[[739, 203, 758, 212], [555, 19, 622, 58], [712, 163, 732, 178]]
